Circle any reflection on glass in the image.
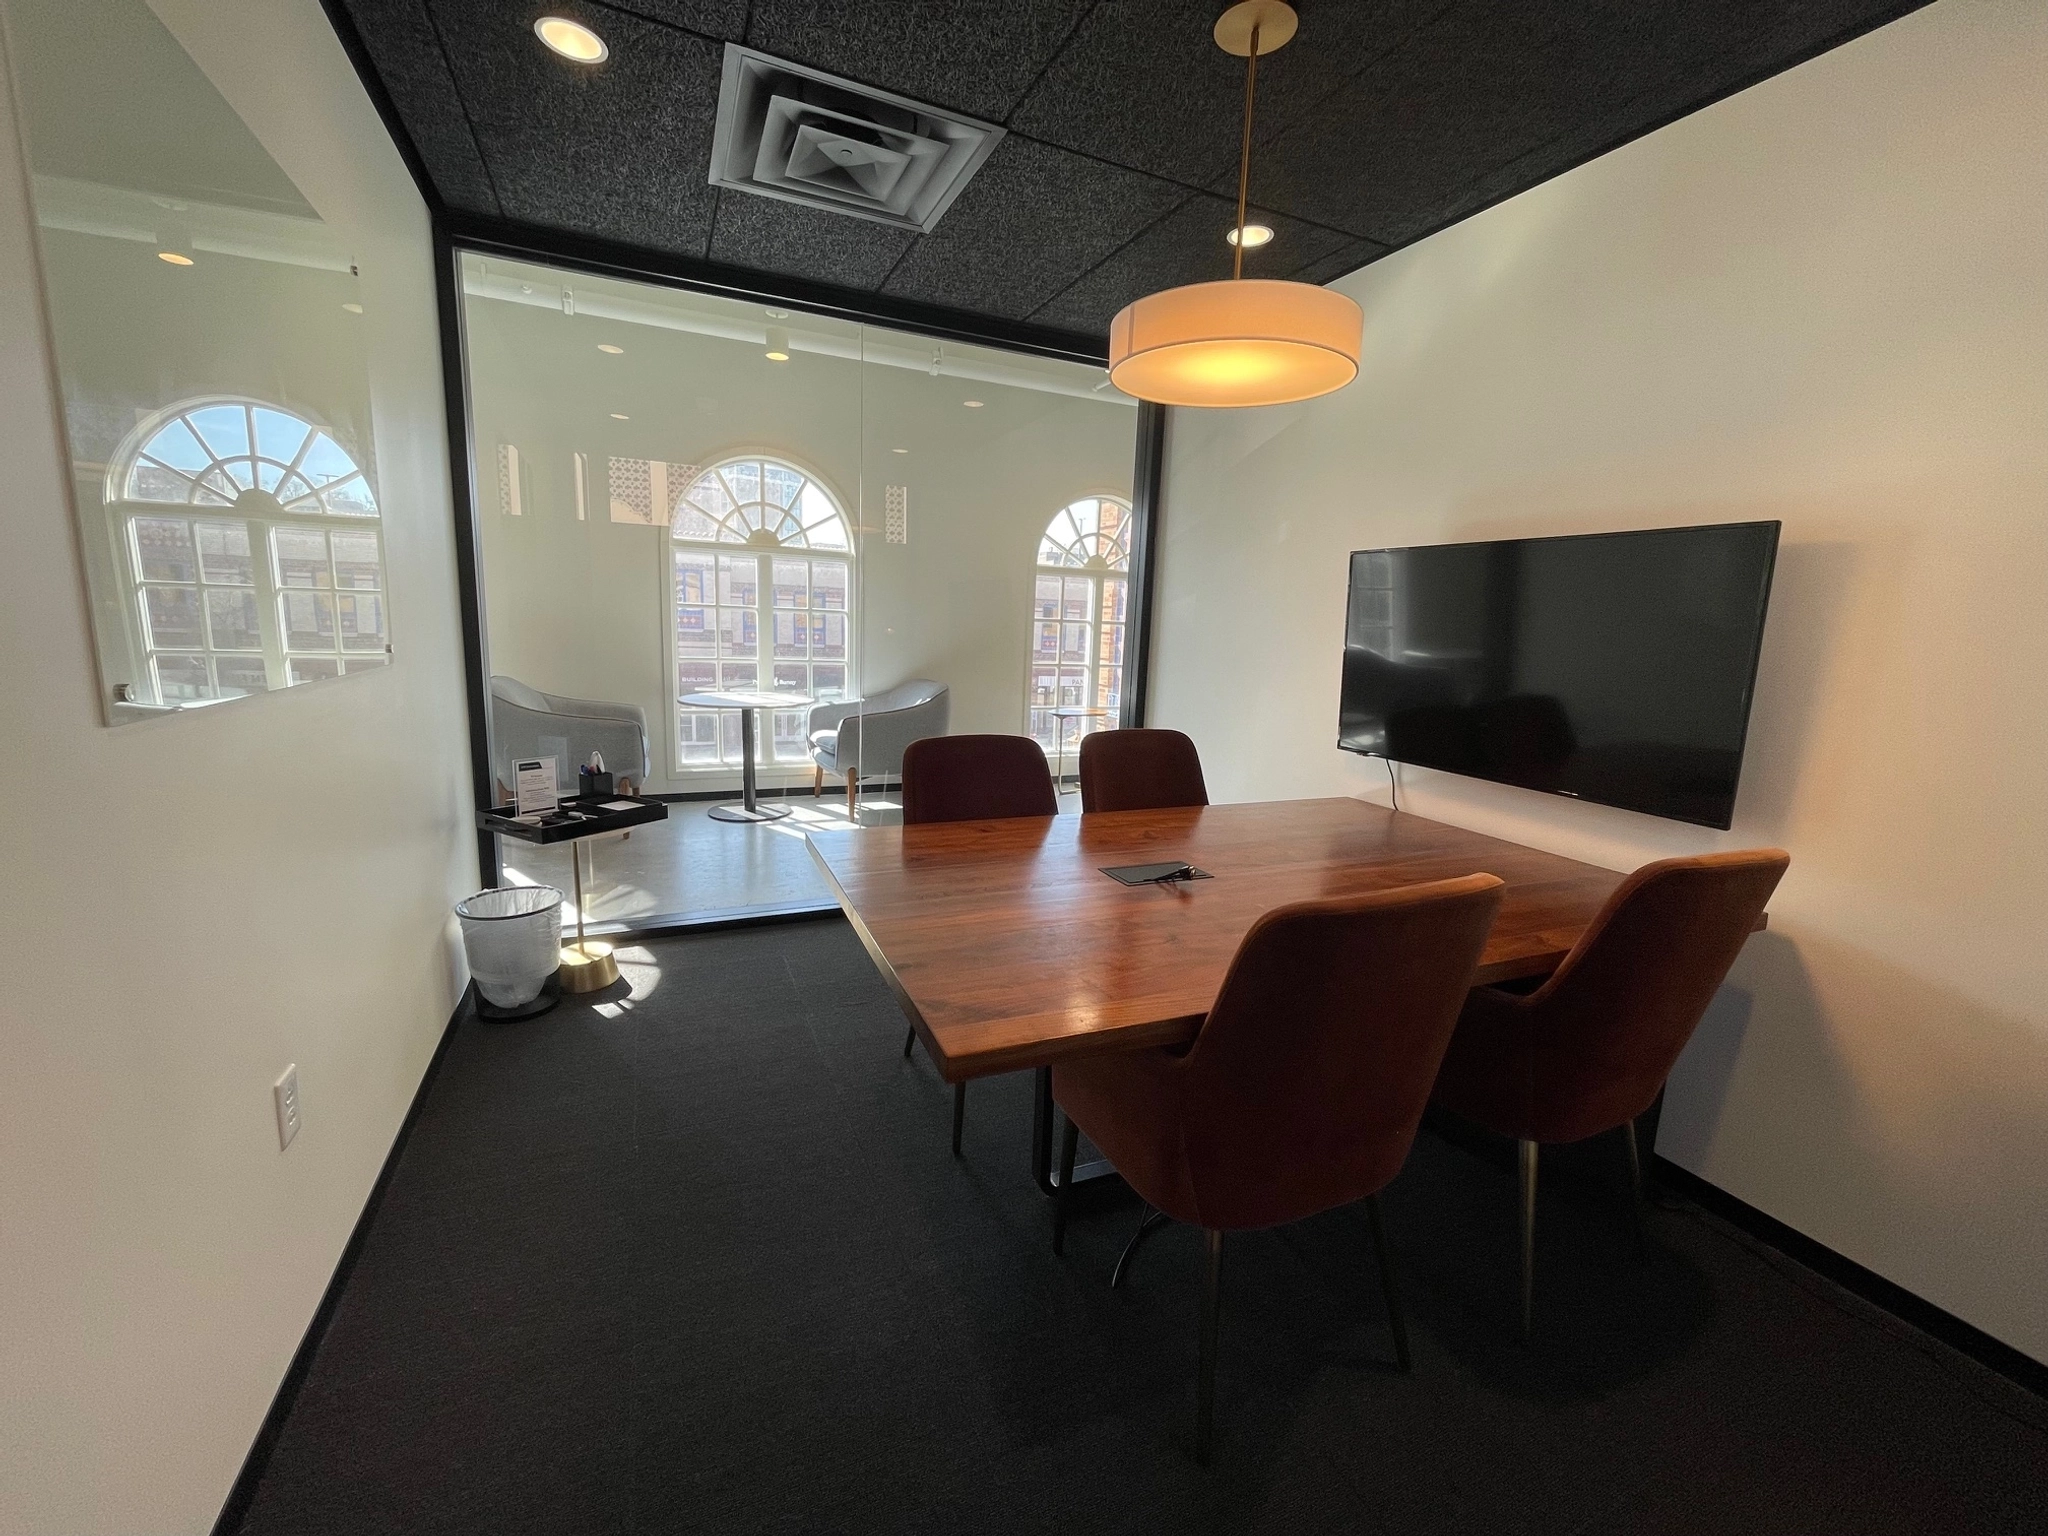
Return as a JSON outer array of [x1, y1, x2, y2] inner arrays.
[[3, 0, 392, 719], [1024, 496, 1133, 753], [670, 461, 852, 764]]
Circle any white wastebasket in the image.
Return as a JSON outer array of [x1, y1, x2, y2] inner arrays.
[[456, 886, 564, 1008]]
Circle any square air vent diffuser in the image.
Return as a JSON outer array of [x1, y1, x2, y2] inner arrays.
[[708, 47, 1004, 232]]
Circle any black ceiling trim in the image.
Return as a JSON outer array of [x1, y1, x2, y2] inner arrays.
[[443, 207, 1113, 365], [1347, 0, 1937, 288]]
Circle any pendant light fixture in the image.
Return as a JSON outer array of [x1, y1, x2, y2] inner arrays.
[[1108, 2, 1362, 408]]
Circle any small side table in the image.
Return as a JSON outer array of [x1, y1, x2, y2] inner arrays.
[[680, 690, 814, 823], [477, 794, 670, 996], [1050, 706, 1109, 793]]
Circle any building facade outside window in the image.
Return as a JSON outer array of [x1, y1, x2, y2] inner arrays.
[[1027, 495, 1131, 757], [111, 399, 387, 704], [670, 456, 852, 769]]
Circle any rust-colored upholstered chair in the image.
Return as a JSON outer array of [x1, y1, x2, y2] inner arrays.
[[1431, 849, 1789, 1338], [1053, 874, 1506, 1462], [897, 734, 1058, 1153], [1077, 727, 1210, 814]]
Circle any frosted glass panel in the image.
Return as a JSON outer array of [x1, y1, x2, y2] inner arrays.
[[3, 0, 392, 721]]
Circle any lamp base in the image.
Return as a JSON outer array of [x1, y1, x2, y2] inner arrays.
[[558, 941, 620, 993]]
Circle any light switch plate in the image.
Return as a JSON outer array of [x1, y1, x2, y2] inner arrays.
[[274, 1064, 300, 1150]]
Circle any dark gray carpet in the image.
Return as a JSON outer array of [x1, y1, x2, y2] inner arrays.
[[230, 918, 2048, 1535]]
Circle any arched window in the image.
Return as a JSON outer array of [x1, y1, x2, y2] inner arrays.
[[112, 399, 386, 704], [671, 457, 852, 768], [1026, 496, 1131, 765]]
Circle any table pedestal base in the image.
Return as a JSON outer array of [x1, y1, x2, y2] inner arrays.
[[708, 801, 793, 823], [559, 940, 619, 993], [1033, 1065, 1120, 1196]]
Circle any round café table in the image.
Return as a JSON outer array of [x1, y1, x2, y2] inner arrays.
[[679, 690, 813, 822]]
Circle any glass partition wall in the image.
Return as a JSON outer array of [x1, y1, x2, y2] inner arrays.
[[460, 254, 1138, 929]]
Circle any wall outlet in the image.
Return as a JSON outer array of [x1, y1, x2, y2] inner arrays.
[[274, 1065, 301, 1150]]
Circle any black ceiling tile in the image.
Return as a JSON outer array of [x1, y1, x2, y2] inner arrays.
[[1009, 0, 1455, 190], [1026, 194, 1362, 337], [743, 0, 1096, 122], [879, 136, 1185, 320], [706, 190, 918, 288], [1237, 0, 1931, 245], [596, 1, 748, 40], [1220, 1, 1655, 239], [1380, 1, 1930, 250], [332, 0, 499, 212], [332, 0, 1931, 338], [426, 0, 722, 254], [1283, 236, 1387, 288]]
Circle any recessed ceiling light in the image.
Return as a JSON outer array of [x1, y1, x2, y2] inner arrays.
[[597, 343, 624, 354], [342, 302, 364, 314], [890, 447, 908, 454], [157, 250, 194, 266], [534, 16, 608, 63], [1225, 223, 1274, 248], [962, 399, 984, 408], [610, 412, 630, 420]]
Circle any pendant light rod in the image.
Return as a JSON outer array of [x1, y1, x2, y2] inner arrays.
[[1232, 23, 1260, 280]]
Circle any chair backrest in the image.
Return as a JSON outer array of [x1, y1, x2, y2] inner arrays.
[[900, 734, 1057, 825], [1179, 874, 1505, 1229], [1078, 728, 1209, 814], [1515, 849, 1789, 1141], [865, 677, 946, 714]]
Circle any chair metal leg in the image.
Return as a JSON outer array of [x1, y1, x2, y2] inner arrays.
[[1518, 1139, 1539, 1342], [1197, 1228, 1224, 1465], [951, 1082, 966, 1157], [902, 1023, 916, 1059], [1053, 1114, 1080, 1254], [1363, 1194, 1411, 1372], [1113, 1207, 1169, 1289], [1621, 1118, 1648, 1260]]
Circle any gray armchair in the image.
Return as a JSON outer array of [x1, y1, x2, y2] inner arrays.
[[809, 679, 949, 815], [490, 675, 651, 801]]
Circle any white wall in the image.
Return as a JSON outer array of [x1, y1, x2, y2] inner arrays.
[[0, 3, 474, 1532], [1151, 0, 2048, 1364], [464, 275, 1138, 793]]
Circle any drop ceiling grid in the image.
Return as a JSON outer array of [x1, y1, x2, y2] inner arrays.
[[329, 0, 1940, 343]]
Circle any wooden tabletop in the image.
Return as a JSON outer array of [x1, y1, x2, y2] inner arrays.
[[807, 797, 1637, 1083]]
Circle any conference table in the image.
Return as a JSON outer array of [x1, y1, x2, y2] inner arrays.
[[806, 797, 1677, 1194]]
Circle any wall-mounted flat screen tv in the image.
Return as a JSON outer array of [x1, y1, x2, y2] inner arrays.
[[1339, 522, 1780, 829]]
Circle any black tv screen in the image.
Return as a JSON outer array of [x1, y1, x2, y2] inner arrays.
[[1339, 522, 1779, 829]]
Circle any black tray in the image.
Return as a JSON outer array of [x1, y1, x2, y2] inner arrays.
[[477, 793, 669, 844]]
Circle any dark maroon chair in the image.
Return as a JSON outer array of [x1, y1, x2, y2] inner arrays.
[[900, 733, 1057, 825], [1431, 849, 1789, 1338], [897, 734, 1058, 1153], [1078, 728, 1209, 814], [1053, 874, 1506, 1461]]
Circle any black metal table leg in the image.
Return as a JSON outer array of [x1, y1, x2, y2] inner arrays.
[[739, 705, 757, 814], [709, 704, 793, 823]]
